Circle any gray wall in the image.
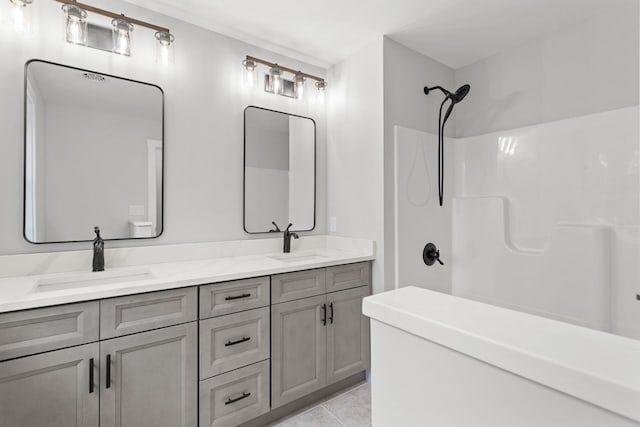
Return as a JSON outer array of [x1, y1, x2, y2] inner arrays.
[[454, 2, 639, 138], [0, 0, 326, 255], [327, 38, 385, 294]]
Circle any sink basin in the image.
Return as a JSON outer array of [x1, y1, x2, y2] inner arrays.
[[268, 252, 330, 264], [36, 268, 154, 292]]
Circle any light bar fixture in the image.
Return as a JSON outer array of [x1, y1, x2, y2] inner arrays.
[[51, 0, 175, 59], [242, 55, 327, 101]]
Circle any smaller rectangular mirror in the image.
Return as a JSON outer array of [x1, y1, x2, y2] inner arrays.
[[244, 106, 316, 233], [24, 60, 164, 243]]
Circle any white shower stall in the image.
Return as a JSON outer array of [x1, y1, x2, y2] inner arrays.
[[391, 1, 640, 341]]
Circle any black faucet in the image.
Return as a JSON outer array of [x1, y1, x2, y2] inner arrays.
[[283, 223, 299, 253], [92, 226, 105, 272], [269, 221, 281, 233]]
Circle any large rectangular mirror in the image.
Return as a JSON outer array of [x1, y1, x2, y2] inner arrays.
[[24, 60, 164, 243], [244, 106, 315, 233]]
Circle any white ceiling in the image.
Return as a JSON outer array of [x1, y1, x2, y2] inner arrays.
[[124, 0, 632, 69]]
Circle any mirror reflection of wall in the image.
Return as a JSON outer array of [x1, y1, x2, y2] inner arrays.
[[244, 107, 315, 233], [24, 60, 164, 243]]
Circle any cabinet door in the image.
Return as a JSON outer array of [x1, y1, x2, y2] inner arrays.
[[100, 323, 197, 427], [326, 287, 370, 384], [0, 343, 99, 427], [271, 295, 327, 408]]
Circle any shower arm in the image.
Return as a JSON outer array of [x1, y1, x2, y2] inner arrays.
[[424, 86, 453, 98]]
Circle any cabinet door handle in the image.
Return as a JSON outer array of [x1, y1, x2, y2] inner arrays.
[[225, 336, 251, 347], [321, 303, 327, 326], [225, 392, 251, 405], [329, 302, 334, 324], [225, 293, 251, 301], [89, 358, 94, 394], [106, 354, 111, 389]]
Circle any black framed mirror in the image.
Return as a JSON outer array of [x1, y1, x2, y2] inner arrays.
[[23, 59, 165, 243], [243, 106, 316, 234]]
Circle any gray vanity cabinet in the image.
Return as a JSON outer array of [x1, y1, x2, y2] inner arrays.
[[326, 286, 370, 384], [99, 322, 197, 427], [271, 263, 371, 409], [0, 343, 99, 427], [271, 295, 328, 408]]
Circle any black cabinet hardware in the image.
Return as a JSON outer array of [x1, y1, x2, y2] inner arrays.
[[225, 336, 251, 347], [225, 392, 251, 405], [106, 354, 111, 389], [225, 293, 252, 301], [89, 358, 94, 393], [329, 302, 334, 324], [321, 303, 327, 325]]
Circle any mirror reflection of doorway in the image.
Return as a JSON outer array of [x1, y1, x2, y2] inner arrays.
[[24, 89, 37, 241], [147, 139, 162, 236]]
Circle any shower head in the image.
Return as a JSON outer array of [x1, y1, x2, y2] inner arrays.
[[442, 85, 471, 123], [423, 82, 471, 207], [451, 84, 470, 104], [423, 84, 471, 104]]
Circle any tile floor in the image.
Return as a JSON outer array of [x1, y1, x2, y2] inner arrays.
[[269, 382, 371, 427]]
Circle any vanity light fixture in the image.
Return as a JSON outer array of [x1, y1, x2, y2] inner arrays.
[[62, 3, 87, 45], [111, 18, 133, 56], [294, 73, 306, 100], [315, 80, 328, 103], [52, 0, 174, 59], [9, 0, 33, 33], [155, 30, 175, 65], [269, 66, 283, 95], [242, 58, 257, 88], [242, 55, 327, 101]]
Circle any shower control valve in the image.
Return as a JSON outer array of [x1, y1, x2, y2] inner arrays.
[[423, 242, 444, 266]]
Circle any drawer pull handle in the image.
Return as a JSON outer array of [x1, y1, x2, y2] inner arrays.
[[321, 303, 327, 326], [225, 392, 251, 405], [329, 302, 334, 324], [89, 358, 94, 394], [225, 293, 252, 301], [106, 354, 111, 389], [225, 336, 251, 347]]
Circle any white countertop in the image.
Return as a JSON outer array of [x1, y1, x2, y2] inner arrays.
[[0, 236, 374, 313], [363, 286, 640, 423]]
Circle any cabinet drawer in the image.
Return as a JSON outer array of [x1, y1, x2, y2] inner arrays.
[[100, 287, 197, 339], [0, 301, 99, 361], [326, 262, 370, 293], [271, 268, 326, 304], [199, 360, 269, 427], [199, 307, 269, 379], [199, 277, 270, 319]]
